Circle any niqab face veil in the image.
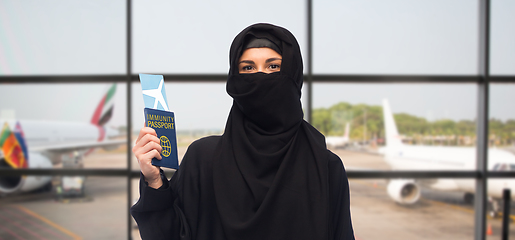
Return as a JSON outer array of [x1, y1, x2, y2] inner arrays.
[[213, 23, 331, 239]]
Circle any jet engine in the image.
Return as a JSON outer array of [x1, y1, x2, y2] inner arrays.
[[386, 179, 421, 205], [0, 152, 53, 195], [0, 159, 23, 195]]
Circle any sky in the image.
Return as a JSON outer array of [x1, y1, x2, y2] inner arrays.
[[0, 0, 514, 131]]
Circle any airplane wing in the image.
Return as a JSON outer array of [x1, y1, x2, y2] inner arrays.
[[31, 139, 126, 153]]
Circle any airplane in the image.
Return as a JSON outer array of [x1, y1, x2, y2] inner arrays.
[[326, 122, 350, 149], [381, 99, 515, 216], [0, 84, 125, 196]]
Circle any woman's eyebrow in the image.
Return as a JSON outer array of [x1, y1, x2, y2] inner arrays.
[[265, 58, 282, 63], [239, 60, 255, 64]]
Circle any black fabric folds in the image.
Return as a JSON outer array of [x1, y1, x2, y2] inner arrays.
[[227, 72, 303, 133], [243, 37, 282, 55], [213, 23, 332, 239]]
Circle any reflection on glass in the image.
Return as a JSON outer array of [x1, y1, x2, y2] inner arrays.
[[0, 83, 128, 174], [0, 176, 127, 239], [349, 178, 475, 239]]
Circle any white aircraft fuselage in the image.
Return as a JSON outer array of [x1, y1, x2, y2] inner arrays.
[[0, 119, 121, 195], [0, 84, 123, 196], [381, 99, 515, 204]]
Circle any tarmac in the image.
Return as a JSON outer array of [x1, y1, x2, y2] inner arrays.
[[0, 146, 514, 239]]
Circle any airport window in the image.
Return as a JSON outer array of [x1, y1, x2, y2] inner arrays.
[[0, 1, 126, 75], [490, 0, 515, 75], [0, 83, 128, 169], [312, 0, 479, 75], [350, 178, 477, 239], [0, 0, 514, 239], [0, 176, 129, 239], [313, 83, 479, 170], [131, 0, 307, 74], [489, 83, 515, 154]]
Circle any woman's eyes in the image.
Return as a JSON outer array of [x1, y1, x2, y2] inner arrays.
[[242, 65, 254, 71], [269, 64, 280, 70], [239, 63, 281, 73]]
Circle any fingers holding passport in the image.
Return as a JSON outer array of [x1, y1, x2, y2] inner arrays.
[[133, 127, 163, 188]]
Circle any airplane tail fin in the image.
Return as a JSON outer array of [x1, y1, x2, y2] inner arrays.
[[13, 121, 28, 165], [382, 99, 403, 147], [343, 122, 350, 138], [91, 84, 117, 126], [0, 122, 28, 169]]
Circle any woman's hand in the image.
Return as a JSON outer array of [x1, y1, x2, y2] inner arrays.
[[133, 127, 163, 189]]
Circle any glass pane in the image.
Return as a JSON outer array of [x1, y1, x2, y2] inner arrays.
[[313, 0, 479, 75], [491, 0, 515, 75], [132, 0, 306, 74], [0, 1, 126, 75], [350, 178, 476, 239], [0, 83, 128, 169], [313, 83, 477, 170], [487, 83, 515, 239], [489, 83, 515, 150], [0, 176, 127, 239]]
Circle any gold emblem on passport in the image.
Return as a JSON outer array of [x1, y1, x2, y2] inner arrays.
[[160, 136, 171, 157]]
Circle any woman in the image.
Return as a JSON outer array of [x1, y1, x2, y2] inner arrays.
[[131, 23, 354, 240]]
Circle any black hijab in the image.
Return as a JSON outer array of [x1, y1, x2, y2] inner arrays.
[[213, 23, 331, 239]]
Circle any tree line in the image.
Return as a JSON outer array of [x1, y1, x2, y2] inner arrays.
[[311, 102, 515, 146]]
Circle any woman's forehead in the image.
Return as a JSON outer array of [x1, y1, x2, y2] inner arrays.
[[239, 47, 282, 60]]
